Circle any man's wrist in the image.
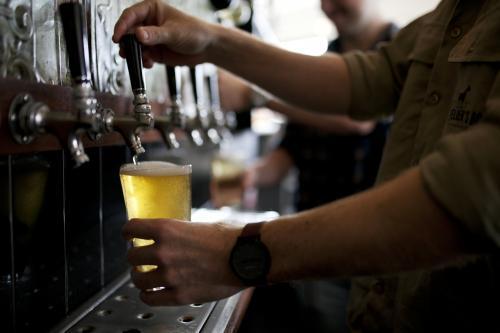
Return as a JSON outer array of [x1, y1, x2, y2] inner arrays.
[[206, 23, 238, 64], [229, 222, 271, 286], [205, 23, 223, 63]]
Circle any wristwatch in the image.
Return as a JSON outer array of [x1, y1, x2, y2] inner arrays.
[[229, 222, 271, 286]]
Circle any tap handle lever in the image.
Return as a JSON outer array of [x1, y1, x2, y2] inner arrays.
[[190, 67, 199, 105], [59, 2, 91, 84], [121, 34, 146, 95], [206, 74, 221, 109], [166, 66, 179, 99]]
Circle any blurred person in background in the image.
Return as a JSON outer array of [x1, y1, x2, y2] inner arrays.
[[213, 1, 397, 331], [114, 0, 500, 332]]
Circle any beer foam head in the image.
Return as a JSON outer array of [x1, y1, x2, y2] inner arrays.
[[120, 161, 191, 176]]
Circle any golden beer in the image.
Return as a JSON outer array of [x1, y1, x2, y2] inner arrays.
[[120, 161, 192, 272]]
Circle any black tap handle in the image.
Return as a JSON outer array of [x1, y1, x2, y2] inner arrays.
[[59, 2, 91, 83], [166, 66, 178, 98], [209, 0, 233, 10], [190, 67, 199, 104], [206, 73, 221, 109], [121, 34, 146, 95]]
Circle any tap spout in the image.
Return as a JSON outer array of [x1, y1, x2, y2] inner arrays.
[[100, 108, 146, 156], [154, 116, 180, 150], [67, 127, 90, 167], [8, 93, 90, 165]]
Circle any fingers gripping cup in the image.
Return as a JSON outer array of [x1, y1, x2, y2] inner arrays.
[[120, 161, 192, 272]]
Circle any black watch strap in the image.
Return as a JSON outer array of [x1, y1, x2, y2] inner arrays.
[[231, 222, 270, 286], [241, 221, 265, 239]]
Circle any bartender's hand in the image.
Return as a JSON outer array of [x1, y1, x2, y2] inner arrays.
[[123, 218, 245, 306], [113, 0, 216, 67]]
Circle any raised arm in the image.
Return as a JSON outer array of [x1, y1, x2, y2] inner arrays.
[[113, 0, 350, 114], [218, 69, 375, 134], [266, 99, 376, 135]]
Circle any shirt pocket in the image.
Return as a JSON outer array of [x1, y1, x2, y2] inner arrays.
[[444, 11, 500, 134], [388, 22, 444, 139]]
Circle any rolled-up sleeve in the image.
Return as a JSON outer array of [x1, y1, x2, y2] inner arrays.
[[342, 18, 423, 120], [421, 95, 500, 246]]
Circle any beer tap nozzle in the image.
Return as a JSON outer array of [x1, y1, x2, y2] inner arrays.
[[117, 34, 154, 156]]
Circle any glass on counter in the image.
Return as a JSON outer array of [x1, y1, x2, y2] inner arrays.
[[210, 154, 247, 209]]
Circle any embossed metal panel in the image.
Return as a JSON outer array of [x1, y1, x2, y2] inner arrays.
[[0, 0, 36, 81], [0, 0, 216, 98], [92, 0, 126, 94]]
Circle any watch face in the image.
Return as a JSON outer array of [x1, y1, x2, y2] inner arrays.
[[231, 239, 270, 282]]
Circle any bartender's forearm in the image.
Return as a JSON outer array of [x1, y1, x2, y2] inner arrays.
[[207, 25, 351, 114], [262, 168, 476, 282], [266, 99, 375, 134]]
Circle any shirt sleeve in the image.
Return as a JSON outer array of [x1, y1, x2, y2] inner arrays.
[[342, 17, 423, 120], [421, 82, 500, 246]]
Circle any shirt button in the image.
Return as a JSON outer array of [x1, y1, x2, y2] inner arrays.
[[427, 92, 441, 105], [450, 26, 462, 39]]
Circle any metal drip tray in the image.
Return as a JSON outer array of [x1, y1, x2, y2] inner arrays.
[[51, 273, 242, 333], [69, 281, 215, 333], [51, 209, 278, 333]]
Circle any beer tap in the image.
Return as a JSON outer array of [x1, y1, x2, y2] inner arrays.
[[8, 1, 100, 167], [153, 65, 184, 149], [186, 66, 211, 146], [199, 66, 223, 145], [205, 68, 232, 141], [99, 34, 154, 158]]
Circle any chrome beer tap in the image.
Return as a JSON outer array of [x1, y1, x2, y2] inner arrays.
[[153, 65, 184, 149], [199, 65, 223, 145], [99, 34, 154, 158], [8, 4, 153, 162], [8, 1, 100, 167], [205, 67, 232, 141], [186, 66, 211, 146]]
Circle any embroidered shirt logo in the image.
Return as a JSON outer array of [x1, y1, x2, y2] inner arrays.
[[448, 85, 482, 128]]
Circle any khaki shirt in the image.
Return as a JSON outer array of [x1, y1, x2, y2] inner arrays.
[[342, 0, 500, 331]]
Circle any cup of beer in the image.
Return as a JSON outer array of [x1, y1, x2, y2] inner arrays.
[[210, 154, 246, 208], [120, 161, 192, 272]]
